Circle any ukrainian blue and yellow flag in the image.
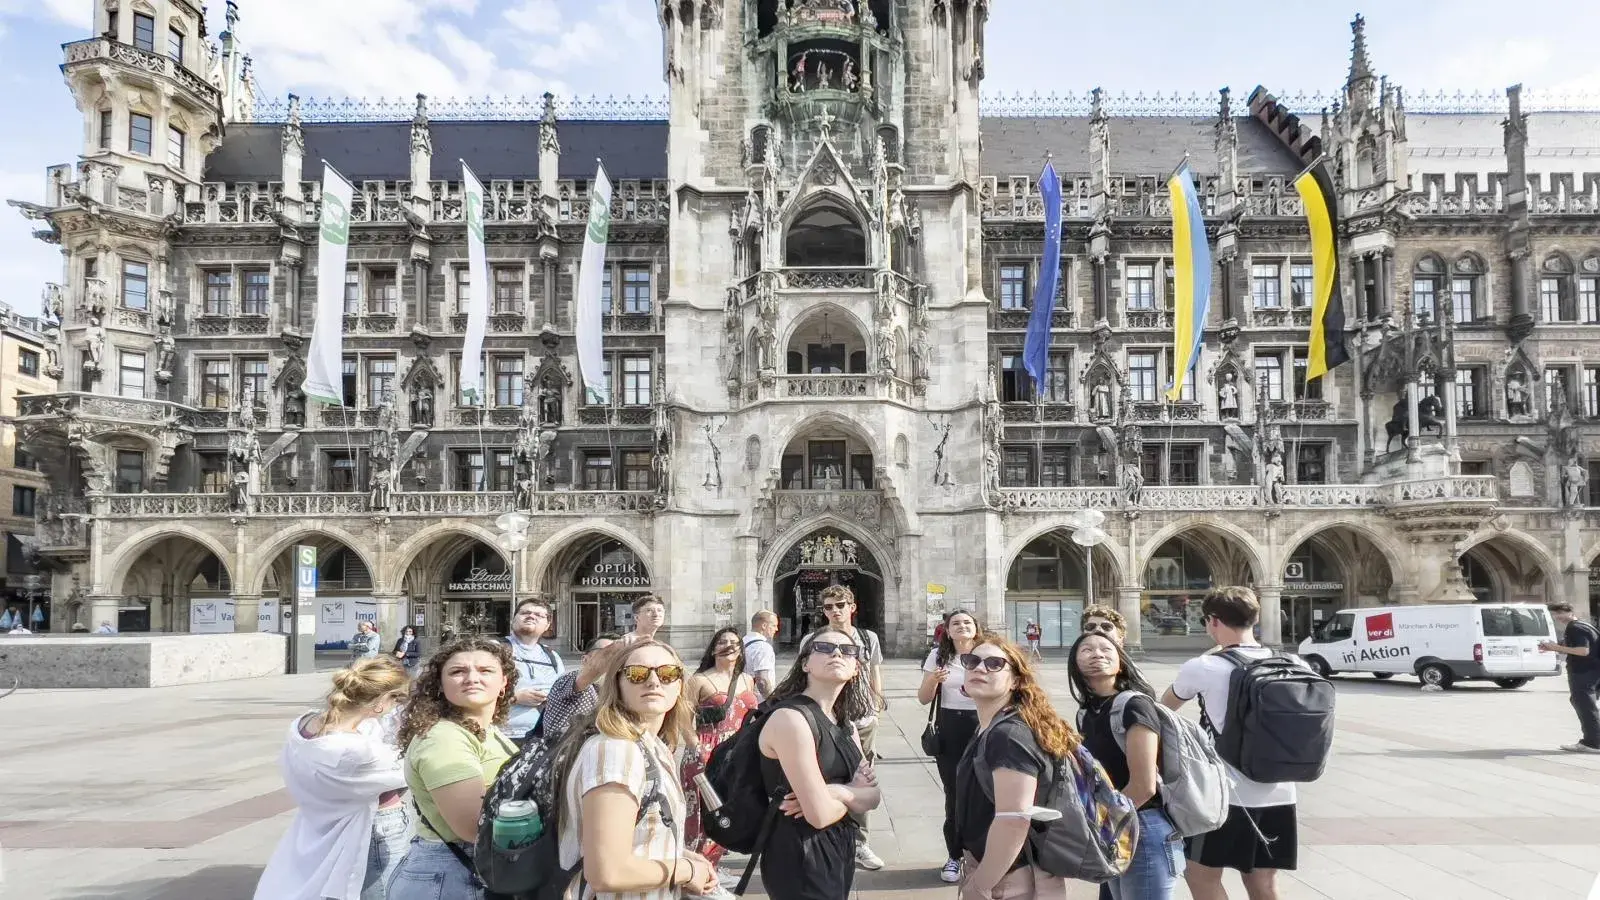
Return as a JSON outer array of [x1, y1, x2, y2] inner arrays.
[[1295, 161, 1349, 380], [1165, 162, 1212, 402]]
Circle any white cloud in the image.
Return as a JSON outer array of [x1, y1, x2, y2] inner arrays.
[[504, 0, 562, 36]]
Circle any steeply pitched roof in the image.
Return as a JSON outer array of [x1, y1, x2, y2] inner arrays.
[[978, 115, 1306, 178], [203, 121, 670, 183]]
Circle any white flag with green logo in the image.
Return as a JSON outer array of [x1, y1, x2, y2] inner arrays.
[[302, 165, 353, 405], [461, 163, 490, 406], [576, 161, 612, 404]]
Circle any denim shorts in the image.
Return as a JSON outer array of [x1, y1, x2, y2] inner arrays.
[[385, 837, 483, 900], [362, 806, 411, 900], [1111, 808, 1184, 900]]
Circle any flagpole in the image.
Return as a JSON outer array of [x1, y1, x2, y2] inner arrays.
[[1291, 153, 1326, 183]]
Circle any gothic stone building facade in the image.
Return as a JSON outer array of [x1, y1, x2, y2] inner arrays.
[[10, 1, 1600, 654]]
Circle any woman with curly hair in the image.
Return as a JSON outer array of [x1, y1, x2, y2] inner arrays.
[[553, 638, 718, 899], [681, 627, 760, 896], [757, 626, 883, 900], [954, 632, 1079, 900], [918, 609, 983, 884], [386, 636, 518, 900]]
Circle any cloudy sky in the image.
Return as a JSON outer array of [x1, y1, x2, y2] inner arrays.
[[1, 0, 1597, 314]]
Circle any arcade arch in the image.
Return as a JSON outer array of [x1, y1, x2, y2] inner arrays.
[[1458, 532, 1557, 605], [539, 531, 655, 652], [258, 532, 376, 649], [786, 305, 868, 375], [113, 534, 233, 633], [1139, 524, 1261, 649], [771, 525, 885, 647], [394, 529, 513, 639], [1002, 530, 1122, 649], [1278, 525, 1398, 644]]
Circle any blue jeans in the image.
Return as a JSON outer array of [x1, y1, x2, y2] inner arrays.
[[385, 837, 483, 900], [1110, 809, 1184, 900], [362, 806, 411, 900]]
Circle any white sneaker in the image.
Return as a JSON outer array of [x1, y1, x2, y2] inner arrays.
[[855, 842, 885, 871], [940, 859, 963, 883], [1560, 742, 1600, 753]]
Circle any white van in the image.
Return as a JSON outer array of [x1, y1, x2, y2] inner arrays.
[[1296, 603, 1562, 689]]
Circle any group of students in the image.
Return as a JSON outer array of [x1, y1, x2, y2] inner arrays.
[[917, 588, 1313, 900], [347, 620, 423, 673], [255, 583, 1313, 900]]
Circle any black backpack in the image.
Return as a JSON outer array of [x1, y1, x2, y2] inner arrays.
[[1203, 650, 1335, 784], [472, 732, 667, 898], [701, 699, 833, 894]]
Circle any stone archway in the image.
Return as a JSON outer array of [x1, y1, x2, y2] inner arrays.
[[111, 533, 234, 633], [769, 524, 887, 648], [1278, 524, 1399, 645], [392, 527, 513, 641], [256, 531, 378, 650], [1458, 531, 1558, 605], [1138, 521, 1266, 650], [538, 530, 656, 652], [1002, 528, 1126, 649]]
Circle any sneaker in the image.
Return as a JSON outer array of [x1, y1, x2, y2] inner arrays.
[[940, 859, 963, 883], [855, 842, 885, 871], [1560, 742, 1600, 753]]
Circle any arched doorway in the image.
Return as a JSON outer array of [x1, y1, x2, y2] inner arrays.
[[786, 202, 867, 267], [1003, 532, 1117, 649], [1141, 529, 1257, 649], [541, 535, 655, 652], [440, 543, 513, 637], [779, 428, 875, 490], [774, 528, 882, 647], [261, 536, 375, 650], [115, 535, 233, 633], [1280, 526, 1396, 644], [1459, 534, 1554, 606], [786, 307, 868, 375]]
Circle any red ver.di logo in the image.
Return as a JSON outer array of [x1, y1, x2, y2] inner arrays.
[[1366, 612, 1395, 642]]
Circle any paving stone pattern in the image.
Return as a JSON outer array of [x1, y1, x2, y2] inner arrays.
[[1, 658, 1597, 899]]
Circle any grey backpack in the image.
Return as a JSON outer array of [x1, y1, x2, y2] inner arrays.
[[1106, 692, 1230, 838]]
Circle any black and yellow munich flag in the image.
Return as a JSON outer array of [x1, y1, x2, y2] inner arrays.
[[1295, 162, 1349, 381]]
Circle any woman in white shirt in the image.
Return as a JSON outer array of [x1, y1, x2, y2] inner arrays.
[[917, 610, 981, 884], [555, 638, 718, 900], [254, 656, 412, 900]]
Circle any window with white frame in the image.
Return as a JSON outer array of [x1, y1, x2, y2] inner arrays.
[[119, 351, 146, 399], [1289, 262, 1314, 308], [239, 358, 268, 409], [367, 269, 397, 315], [1581, 276, 1600, 324], [98, 110, 112, 150], [1585, 367, 1600, 419], [200, 359, 230, 408], [132, 13, 155, 51], [493, 266, 523, 314], [344, 270, 361, 315], [999, 263, 1028, 309], [1541, 277, 1574, 322], [241, 270, 270, 316], [600, 268, 613, 316], [493, 356, 523, 407], [367, 357, 396, 407], [621, 266, 651, 314], [129, 113, 153, 156], [1125, 263, 1156, 311], [1290, 349, 1323, 401], [204, 270, 231, 316], [1251, 262, 1282, 308], [454, 266, 471, 314], [1546, 366, 1574, 412], [167, 27, 184, 63], [622, 355, 652, 406], [1450, 276, 1478, 323], [1255, 354, 1285, 401], [1128, 351, 1158, 402], [1453, 368, 1485, 419], [122, 260, 149, 310], [1412, 277, 1438, 320], [167, 126, 185, 169], [1042, 352, 1071, 403]]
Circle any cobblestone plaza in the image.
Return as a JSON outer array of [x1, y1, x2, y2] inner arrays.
[[6, 0, 1600, 662]]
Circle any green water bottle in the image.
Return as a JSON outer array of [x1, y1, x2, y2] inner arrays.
[[492, 799, 543, 851]]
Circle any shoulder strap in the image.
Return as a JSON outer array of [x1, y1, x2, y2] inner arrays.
[[412, 804, 481, 886], [1108, 691, 1134, 750], [926, 682, 941, 725]]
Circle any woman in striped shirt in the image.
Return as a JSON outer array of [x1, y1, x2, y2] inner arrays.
[[556, 638, 720, 899]]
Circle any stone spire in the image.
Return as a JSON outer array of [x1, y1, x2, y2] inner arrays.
[[1214, 87, 1239, 218], [1503, 83, 1534, 343], [280, 93, 305, 211], [539, 93, 560, 203], [1345, 14, 1377, 110], [410, 94, 433, 218]]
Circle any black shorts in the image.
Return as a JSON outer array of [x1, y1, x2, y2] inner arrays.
[[1185, 804, 1298, 873]]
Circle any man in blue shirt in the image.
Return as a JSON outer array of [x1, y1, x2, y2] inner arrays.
[[504, 598, 566, 740]]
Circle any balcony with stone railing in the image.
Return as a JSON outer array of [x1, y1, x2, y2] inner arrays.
[[1126, 401, 1203, 423], [82, 489, 665, 520], [62, 38, 221, 111], [978, 173, 1308, 222], [1248, 307, 1314, 329], [781, 267, 875, 291], [996, 477, 1495, 513], [16, 392, 194, 427], [741, 374, 916, 405]]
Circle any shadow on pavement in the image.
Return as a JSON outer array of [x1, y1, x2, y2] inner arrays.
[[60, 865, 262, 900], [1325, 676, 1548, 695], [1356, 747, 1580, 761], [742, 866, 952, 896]]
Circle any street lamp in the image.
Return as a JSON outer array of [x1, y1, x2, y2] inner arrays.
[[494, 512, 532, 631], [1065, 509, 1108, 608]]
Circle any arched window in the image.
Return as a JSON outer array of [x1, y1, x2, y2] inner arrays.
[[1411, 253, 1446, 320], [1581, 255, 1600, 324], [1540, 252, 1575, 323], [786, 202, 867, 267], [1449, 253, 1486, 323]]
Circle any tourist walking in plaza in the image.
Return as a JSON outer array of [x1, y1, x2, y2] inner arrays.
[[504, 598, 565, 742], [1081, 605, 1127, 644], [627, 594, 668, 644], [253, 657, 412, 900], [387, 637, 519, 900], [1023, 620, 1041, 658], [759, 626, 883, 900], [540, 632, 622, 743], [815, 584, 885, 871], [393, 626, 421, 674], [1162, 587, 1298, 900], [1069, 633, 1183, 900], [350, 621, 381, 661], [918, 609, 982, 883], [1542, 601, 1600, 753], [742, 610, 779, 698], [554, 638, 718, 898], [953, 633, 1073, 900], [683, 627, 760, 895]]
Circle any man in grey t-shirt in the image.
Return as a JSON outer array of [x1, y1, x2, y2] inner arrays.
[[742, 610, 779, 697], [817, 584, 885, 871]]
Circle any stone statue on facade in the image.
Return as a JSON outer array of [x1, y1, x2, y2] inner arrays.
[[84, 316, 106, 372], [1562, 456, 1588, 508], [539, 377, 563, 425], [515, 476, 536, 510], [653, 429, 672, 497], [1217, 371, 1240, 419], [842, 58, 859, 91], [283, 388, 306, 428], [369, 463, 394, 510], [1263, 451, 1287, 505], [1090, 378, 1114, 421], [909, 331, 931, 383], [1505, 374, 1529, 418], [875, 321, 896, 375], [727, 340, 745, 384], [790, 52, 809, 92], [155, 333, 176, 381], [410, 383, 434, 427], [228, 471, 252, 514], [840, 539, 859, 565], [1120, 460, 1144, 505]]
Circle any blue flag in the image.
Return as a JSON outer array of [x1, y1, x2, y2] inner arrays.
[[1023, 162, 1063, 390]]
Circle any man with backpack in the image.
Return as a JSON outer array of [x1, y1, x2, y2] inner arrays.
[[1542, 601, 1599, 753], [817, 584, 886, 871], [503, 598, 566, 742], [1161, 586, 1335, 900]]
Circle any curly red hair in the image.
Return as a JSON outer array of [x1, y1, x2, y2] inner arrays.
[[974, 631, 1081, 758]]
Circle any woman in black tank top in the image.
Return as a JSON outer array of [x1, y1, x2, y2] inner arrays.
[[756, 625, 882, 900]]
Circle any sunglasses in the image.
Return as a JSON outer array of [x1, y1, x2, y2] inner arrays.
[[958, 653, 1010, 673], [821, 602, 852, 612], [809, 640, 861, 658], [620, 664, 684, 685], [1083, 621, 1118, 635]]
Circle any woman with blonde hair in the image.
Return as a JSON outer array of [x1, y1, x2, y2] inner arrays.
[[554, 637, 718, 899], [955, 632, 1081, 900], [254, 656, 413, 900], [387, 637, 520, 900]]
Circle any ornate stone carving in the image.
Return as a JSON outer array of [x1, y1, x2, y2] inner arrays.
[[83, 316, 106, 373], [1561, 456, 1588, 508], [1217, 371, 1240, 419], [1504, 372, 1529, 419]]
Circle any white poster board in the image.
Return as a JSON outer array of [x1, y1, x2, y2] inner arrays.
[[190, 599, 237, 634], [314, 598, 380, 648]]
